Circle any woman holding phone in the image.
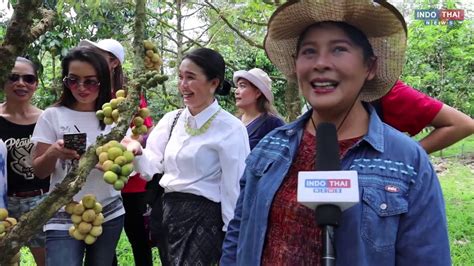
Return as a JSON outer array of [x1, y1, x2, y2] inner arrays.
[[32, 47, 124, 266]]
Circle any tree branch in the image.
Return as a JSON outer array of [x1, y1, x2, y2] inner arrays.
[[203, 0, 264, 49]]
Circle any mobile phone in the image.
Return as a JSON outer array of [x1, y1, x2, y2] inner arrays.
[[63, 133, 87, 155]]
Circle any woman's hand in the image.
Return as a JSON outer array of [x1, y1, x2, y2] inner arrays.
[[121, 136, 143, 156], [49, 139, 80, 160]]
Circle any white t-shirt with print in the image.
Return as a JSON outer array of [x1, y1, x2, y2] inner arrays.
[[31, 106, 124, 231]]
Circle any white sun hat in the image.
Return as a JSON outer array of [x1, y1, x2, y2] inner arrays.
[[233, 68, 274, 104], [79, 39, 125, 64]]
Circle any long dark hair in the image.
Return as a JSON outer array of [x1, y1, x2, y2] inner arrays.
[[182, 48, 231, 95], [56, 47, 112, 129]]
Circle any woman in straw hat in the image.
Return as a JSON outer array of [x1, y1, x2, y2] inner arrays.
[[233, 68, 284, 150], [221, 1, 450, 265]]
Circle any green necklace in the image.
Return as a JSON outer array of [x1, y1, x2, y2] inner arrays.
[[185, 108, 221, 136]]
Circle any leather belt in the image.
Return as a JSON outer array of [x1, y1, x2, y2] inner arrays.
[[8, 188, 49, 198]]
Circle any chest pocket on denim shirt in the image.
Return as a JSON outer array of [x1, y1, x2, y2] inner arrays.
[[360, 175, 409, 251]]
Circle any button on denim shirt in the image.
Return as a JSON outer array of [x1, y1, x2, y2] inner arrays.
[[221, 106, 451, 266]]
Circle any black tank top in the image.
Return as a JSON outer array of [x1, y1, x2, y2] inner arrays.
[[0, 116, 50, 193]]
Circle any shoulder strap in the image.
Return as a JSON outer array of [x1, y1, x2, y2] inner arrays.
[[168, 109, 183, 141], [247, 113, 269, 137]]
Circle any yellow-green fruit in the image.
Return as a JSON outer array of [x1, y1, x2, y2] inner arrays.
[[116, 90, 126, 98], [104, 117, 114, 125], [138, 125, 148, 135], [4, 217, 16, 228], [103, 171, 118, 184], [89, 226, 103, 237], [101, 143, 111, 152], [116, 96, 126, 104], [93, 202, 103, 214], [92, 213, 105, 226], [119, 175, 129, 183], [133, 116, 144, 127], [98, 152, 109, 164], [103, 106, 113, 117], [95, 146, 103, 156], [65, 202, 78, 215], [82, 209, 97, 223], [110, 99, 119, 109], [0, 232, 5, 238], [73, 229, 86, 241], [71, 214, 82, 225], [81, 194, 96, 209], [68, 226, 76, 238], [138, 108, 150, 118], [121, 163, 134, 176], [110, 164, 122, 175], [123, 151, 134, 163], [111, 109, 120, 121], [107, 147, 123, 160], [102, 102, 111, 109], [143, 40, 154, 50], [84, 234, 97, 245], [113, 180, 125, 191], [131, 126, 140, 135], [114, 156, 127, 166], [73, 204, 85, 215], [78, 222, 92, 234], [131, 133, 140, 140], [144, 56, 151, 64], [151, 54, 161, 63], [0, 208, 8, 221], [145, 49, 154, 58], [102, 160, 114, 171], [108, 140, 120, 147], [96, 110, 104, 120], [0, 222, 5, 234]]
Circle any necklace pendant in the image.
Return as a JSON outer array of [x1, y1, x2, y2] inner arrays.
[[185, 108, 221, 136]]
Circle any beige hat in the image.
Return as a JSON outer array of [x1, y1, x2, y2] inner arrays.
[[233, 68, 274, 104], [79, 39, 125, 64], [264, 0, 407, 101]]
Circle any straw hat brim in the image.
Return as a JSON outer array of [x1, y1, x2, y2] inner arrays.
[[264, 0, 407, 101]]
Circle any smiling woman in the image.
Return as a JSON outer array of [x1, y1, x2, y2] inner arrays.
[[122, 47, 250, 265], [0, 57, 46, 266], [222, 1, 451, 265], [31, 47, 124, 266]]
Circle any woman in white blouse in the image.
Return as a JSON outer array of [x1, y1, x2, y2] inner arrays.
[[123, 48, 250, 265]]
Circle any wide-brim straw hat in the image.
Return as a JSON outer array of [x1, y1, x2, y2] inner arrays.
[[264, 0, 407, 101]]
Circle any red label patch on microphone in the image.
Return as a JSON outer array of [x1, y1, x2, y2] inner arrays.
[[385, 185, 399, 193]]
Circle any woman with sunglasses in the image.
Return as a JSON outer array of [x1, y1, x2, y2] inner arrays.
[[31, 47, 124, 266], [0, 57, 47, 266]]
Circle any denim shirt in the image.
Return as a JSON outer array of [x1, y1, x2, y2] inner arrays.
[[221, 106, 451, 266]]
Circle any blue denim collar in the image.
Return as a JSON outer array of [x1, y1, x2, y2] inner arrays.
[[274, 103, 385, 152]]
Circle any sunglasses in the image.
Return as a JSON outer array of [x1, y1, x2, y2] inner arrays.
[[63, 77, 100, 91], [8, 74, 37, 85]]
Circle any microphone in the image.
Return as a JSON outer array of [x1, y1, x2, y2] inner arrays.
[[297, 122, 359, 266]]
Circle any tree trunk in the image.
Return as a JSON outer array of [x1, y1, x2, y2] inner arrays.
[[133, 0, 147, 77], [0, 0, 55, 89], [285, 80, 301, 122]]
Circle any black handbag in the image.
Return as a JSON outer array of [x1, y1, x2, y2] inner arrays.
[[146, 109, 182, 253], [144, 109, 183, 205]]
